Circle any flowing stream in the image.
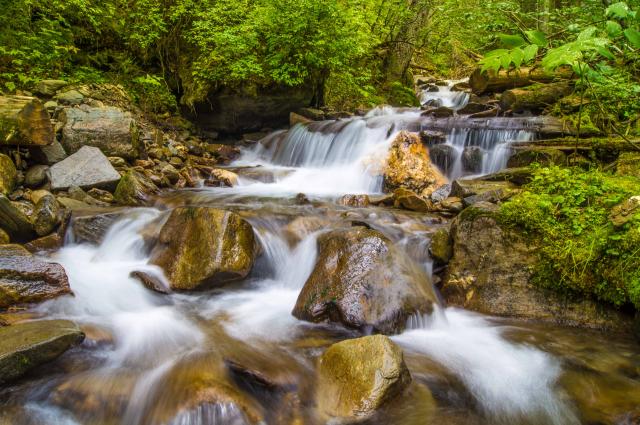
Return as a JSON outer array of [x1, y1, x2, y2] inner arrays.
[[2, 85, 639, 425]]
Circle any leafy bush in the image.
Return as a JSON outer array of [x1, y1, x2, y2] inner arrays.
[[500, 166, 640, 309]]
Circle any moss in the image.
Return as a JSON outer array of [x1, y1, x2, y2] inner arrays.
[[499, 166, 640, 310], [0, 154, 16, 196]]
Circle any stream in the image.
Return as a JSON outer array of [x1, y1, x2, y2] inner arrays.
[[1, 84, 639, 425]]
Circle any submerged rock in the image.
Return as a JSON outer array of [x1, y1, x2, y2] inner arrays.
[[383, 131, 447, 198], [149, 207, 256, 291], [442, 202, 632, 332], [292, 227, 437, 334], [0, 244, 71, 308], [317, 335, 411, 421], [49, 146, 121, 191], [0, 320, 83, 384]]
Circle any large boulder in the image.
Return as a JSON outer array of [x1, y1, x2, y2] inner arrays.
[[60, 106, 140, 159], [49, 146, 121, 191], [0, 154, 16, 195], [0, 195, 36, 242], [317, 335, 411, 422], [292, 227, 437, 334], [383, 131, 447, 197], [507, 147, 566, 168], [0, 320, 84, 384], [113, 170, 159, 206], [0, 244, 71, 308], [441, 202, 632, 331], [149, 207, 256, 291]]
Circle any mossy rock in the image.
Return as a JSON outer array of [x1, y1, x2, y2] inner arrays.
[[150, 207, 256, 291], [0, 154, 16, 196], [0, 194, 35, 242], [429, 228, 452, 264], [507, 147, 566, 168], [0, 320, 84, 384], [114, 170, 159, 206], [317, 335, 412, 421], [616, 152, 640, 178]]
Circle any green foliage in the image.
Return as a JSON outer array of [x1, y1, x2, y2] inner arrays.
[[500, 166, 640, 309]]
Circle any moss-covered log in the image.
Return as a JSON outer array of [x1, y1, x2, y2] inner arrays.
[[0, 96, 54, 146], [500, 82, 573, 112], [469, 67, 574, 94]]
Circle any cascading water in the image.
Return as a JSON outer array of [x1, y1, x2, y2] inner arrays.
[[419, 79, 470, 110], [3, 84, 639, 425]]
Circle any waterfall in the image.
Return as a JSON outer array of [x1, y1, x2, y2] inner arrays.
[[420, 79, 470, 110]]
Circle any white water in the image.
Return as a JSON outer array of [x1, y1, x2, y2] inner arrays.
[[420, 79, 470, 110]]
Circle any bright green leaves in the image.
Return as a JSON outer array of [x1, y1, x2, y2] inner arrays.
[[623, 28, 640, 48], [606, 20, 623, 37], [525, 30, 547, 47], [480, 44, 539, 73], [497, 33, 526, 48], [523, 44, 540, 63], [606, 2, 632, 19], [542, 27, 611, 72]]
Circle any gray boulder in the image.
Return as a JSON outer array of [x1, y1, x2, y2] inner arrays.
[[49, 146, 121, 191], [60, 106, 140, 159], [33, 80, 68, 97]]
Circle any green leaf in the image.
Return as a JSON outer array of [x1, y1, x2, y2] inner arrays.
[[523, 44, 539, 62], [624, 28, 640, 48], [606, 2, 630, 19], [511, 47, 524, 68], [498, 33, 526, 48], [525, 30, 547, 47], [605, 20, 623, 37], [577, 27, 597, 41], [500, 52, 513, 69], [597, 46, 615, 60]]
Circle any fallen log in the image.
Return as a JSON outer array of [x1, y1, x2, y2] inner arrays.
[[500, 82, 573, 112], [470, 67, 574, 95], [0, 96, 54, 146]]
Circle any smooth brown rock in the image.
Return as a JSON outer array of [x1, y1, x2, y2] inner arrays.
[[0, 320, 83, 384], [0, 96, 54, 146], [292, 227, 437, 334], [149, 207, 256, 291], [0, 244, 71, 308], [0, 154, 17, 195], [317, 335, 411, 421]]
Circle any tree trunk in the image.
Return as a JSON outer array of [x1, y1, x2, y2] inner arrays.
[[384, 1, 431, 85], [470, 67, 574, 94], [0, 96, 54, 146], [500, 82, 573, 112]]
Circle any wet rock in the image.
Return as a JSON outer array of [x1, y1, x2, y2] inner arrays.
[[71, 211, 125, 245], [33, 194, 61, 236], [292, 227, 437, 334], [440, 197, 464, 214], [130, 271, 170, 294], [204, 168, 239, 187], [113, 170, 159, 206], [419, 130, 447, 146], [295, 193, 310, 204], [393, 188, 432, 213], [0, 320, 83, 384], [34, 80, 68, 97], [60, 106, 139, 159], [507, 147, 566, 168], [0, 194, 35, 241], [49, 146, 121, 191], [423, 106, 455, 118], [55, 90, 84, 105], [610, 196, 640, 227], [383, 131, 447, 198], [461, 146, 485, 174], [0, 229, 9, 244], [457, 102, 493, 115], [450, 179, 516, 199], [31, 141, 68, 165], [317, 335, 411, 421], [442, 202, 632, 331], [87, 188, 114, 204], [283, 216, 331, 245], [67, 186, 109, 207], [0, 154, 16, 196], [290, 112, 312, 127], [204, 144, 241, 164], [24, 165, 48, 188], [429, 228, 452, 264], [24, 233, 64, 253], [337, 194, 370, 208], [368, 193, 395, 206], [297, 107, 325, 121], [0, 245, 71, 308], [428, 144, 456, 174], [149, 207, 256, 291], [430, 184, 452, 203]]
